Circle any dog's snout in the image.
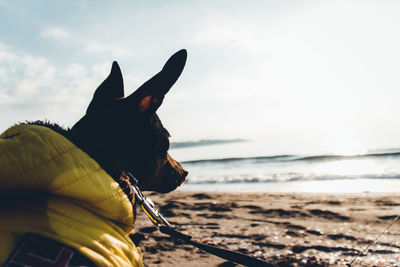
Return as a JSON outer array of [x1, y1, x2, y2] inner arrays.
[[151, 154, 188, 193]]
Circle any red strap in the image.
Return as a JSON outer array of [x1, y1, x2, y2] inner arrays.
[[10, 248, 73, 267], [4, 233, 95, 267]]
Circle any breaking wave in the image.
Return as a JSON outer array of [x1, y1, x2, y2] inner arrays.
[[180, 148, 400, 186], [182, 151, 400, 165]]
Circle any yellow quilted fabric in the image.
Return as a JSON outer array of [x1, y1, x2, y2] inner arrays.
[[0, 124, 143, 266]]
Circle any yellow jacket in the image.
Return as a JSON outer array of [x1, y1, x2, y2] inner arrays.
[[0, 124, 143, 266]]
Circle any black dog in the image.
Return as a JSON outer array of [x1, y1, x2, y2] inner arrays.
[[30, 49, 188, 197]]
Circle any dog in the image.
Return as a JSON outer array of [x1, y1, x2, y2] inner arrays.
[[0, 49, 188, 266], [35, 49, 188, 194]]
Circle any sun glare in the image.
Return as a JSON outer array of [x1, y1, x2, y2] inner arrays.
[[325, 134, 367, 156], [312, 159, 384, 177]]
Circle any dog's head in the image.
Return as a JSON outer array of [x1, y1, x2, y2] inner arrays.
[[70, 50, 188, 193]]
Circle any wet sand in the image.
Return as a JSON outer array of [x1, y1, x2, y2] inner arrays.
[[131, 192, 400, 266]]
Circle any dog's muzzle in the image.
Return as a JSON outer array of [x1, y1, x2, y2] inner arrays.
[[156, 155, 188, 193]]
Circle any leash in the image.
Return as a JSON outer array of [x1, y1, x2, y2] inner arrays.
[[348, 214, 400, 265], [127, 173, 272, 267]]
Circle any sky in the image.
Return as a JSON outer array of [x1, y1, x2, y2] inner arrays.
[[1, 0, 400, 155]]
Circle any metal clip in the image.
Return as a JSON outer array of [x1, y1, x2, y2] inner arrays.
[[127, 172, 172, 228]]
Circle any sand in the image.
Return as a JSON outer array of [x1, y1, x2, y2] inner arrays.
[[131, 192, 400, 266]]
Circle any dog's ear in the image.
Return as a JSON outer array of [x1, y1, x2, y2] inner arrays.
[[124, 49, 187, 115], [86, 61, 124, 114]]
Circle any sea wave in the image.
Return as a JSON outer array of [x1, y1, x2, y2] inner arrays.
[[182, 155, 295, 164], [182, 151, 400, 165], [185, 173, 400, 184]]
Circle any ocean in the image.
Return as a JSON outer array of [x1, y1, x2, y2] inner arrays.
[[170, 141, 400, 193]]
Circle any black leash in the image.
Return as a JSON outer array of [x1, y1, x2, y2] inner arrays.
[[127, 173, 272, 267], [159, 226, 272, 266]]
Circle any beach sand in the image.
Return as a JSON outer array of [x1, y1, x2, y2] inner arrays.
[[131, 192, 400, 266]]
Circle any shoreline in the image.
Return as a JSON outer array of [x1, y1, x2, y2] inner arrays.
[[178, 179, 400, 193], [132, 191, 400, 266]]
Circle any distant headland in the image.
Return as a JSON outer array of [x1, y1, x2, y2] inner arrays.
[[171, 139, 247, 149]]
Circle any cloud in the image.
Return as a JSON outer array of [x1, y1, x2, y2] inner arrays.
[[39, 26, 131, 58], [0, 43, 17, 63], [193, 16, 254, 49], [0, 43, 111, 129], [80, 41, 131, 57], [40, 27, 72, 41]]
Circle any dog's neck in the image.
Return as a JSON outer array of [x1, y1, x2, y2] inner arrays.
[[26, 120, 71, 138]]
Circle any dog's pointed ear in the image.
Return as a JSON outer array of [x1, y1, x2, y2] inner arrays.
[[86, 61, 124, 114], [124, 49, 187, 115]]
